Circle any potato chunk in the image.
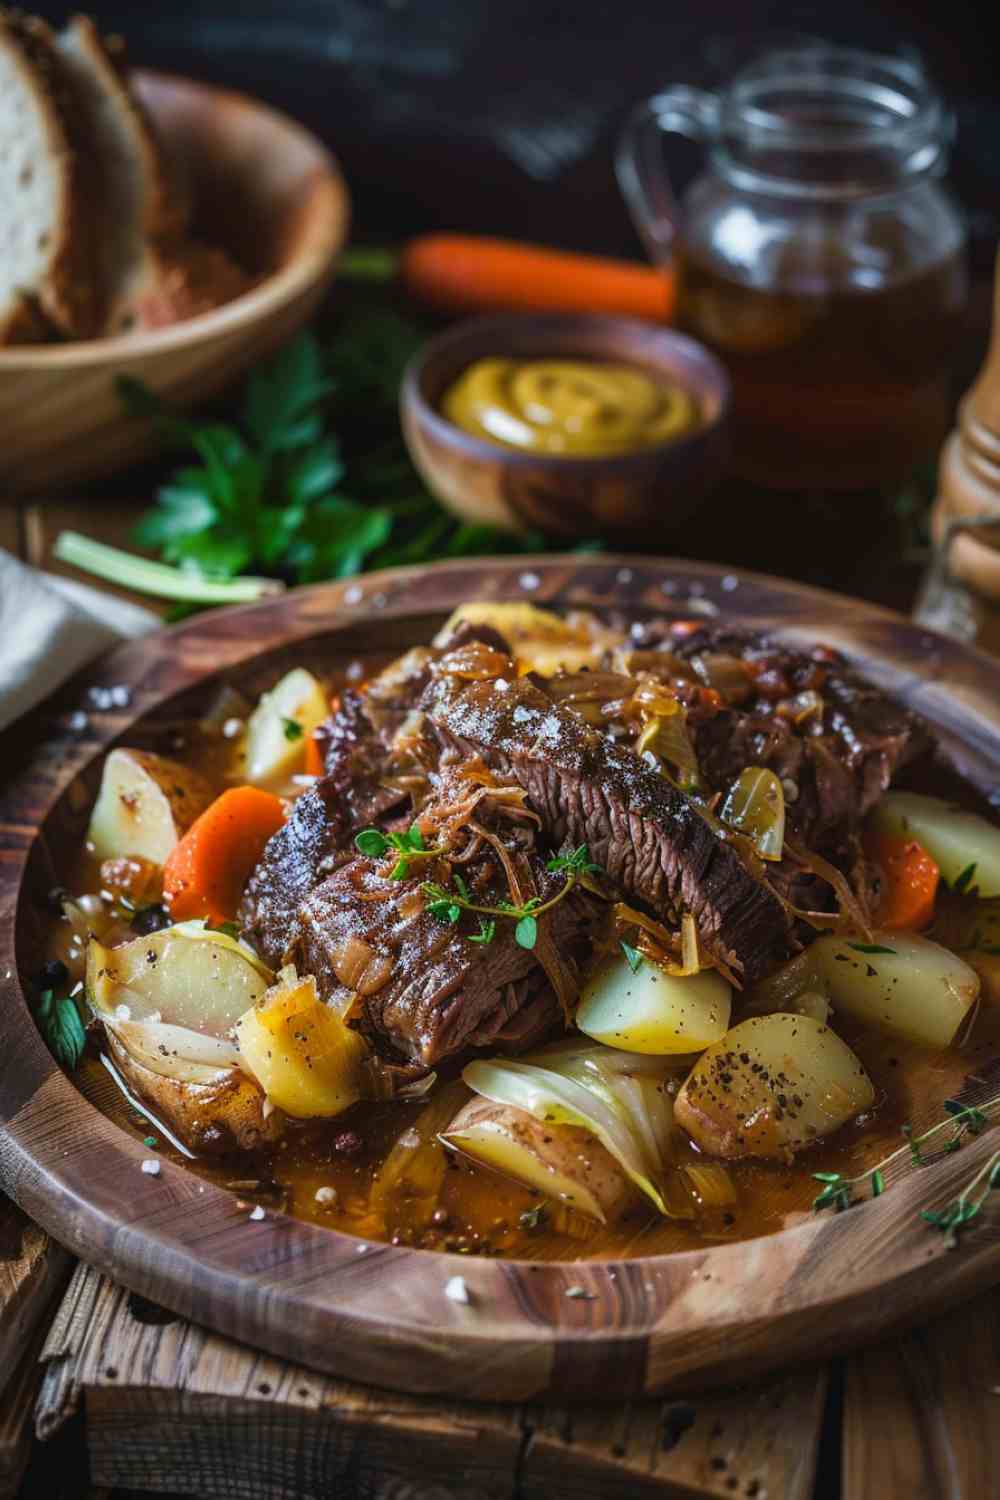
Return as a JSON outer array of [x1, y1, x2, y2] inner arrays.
[[675, 1014, 874, 1161], [577, 953, 731, 1054], [244, 668, 329, 791], [811, 932, 980, 1048], [235, 967, 369, 1119], [87, 749, 214, 866]]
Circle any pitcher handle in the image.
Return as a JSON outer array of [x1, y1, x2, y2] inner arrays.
[[615, 87, 719, 268]]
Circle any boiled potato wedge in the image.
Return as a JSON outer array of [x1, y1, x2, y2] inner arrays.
[[105, 1031, 282, 1156], [443, 1095, 632, 1222], [675, 1014, 874, 1160], [810, 932, 980, 1048], [235, 967, 370, 1119], [577, 954, 731, 1054], [87, 920, 273, 1035], [244, 668, 329, 791], [87, 749, 214, 866], [872, 791, 1000, 899]]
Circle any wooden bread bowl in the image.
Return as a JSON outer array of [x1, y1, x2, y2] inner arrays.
[[0, 71, 349, 499]]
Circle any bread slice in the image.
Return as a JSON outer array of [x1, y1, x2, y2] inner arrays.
[[54, 14, 185, 332], [0, 9, 100, 342]]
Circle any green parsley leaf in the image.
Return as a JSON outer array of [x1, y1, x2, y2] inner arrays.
[[847, 942, 897, 955], [515, 915, 538, 950], [469, 917, 496, 946], [871, 1168, 885, 1198], [407, 824, 425, 851], [34, 989, 86, 1071], [620, 940, 642, 973], [355, 829, 389, 857], [282, 717, 304, 742]]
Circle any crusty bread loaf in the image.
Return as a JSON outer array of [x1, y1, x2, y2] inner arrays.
[[54, 14, 186, 331], [0, 9, 100, 342]]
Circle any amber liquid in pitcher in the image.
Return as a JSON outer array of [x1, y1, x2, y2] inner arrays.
[[676, 244, 968, 491]]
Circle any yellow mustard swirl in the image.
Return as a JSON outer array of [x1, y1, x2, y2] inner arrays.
[[441, 357, 698, 457]]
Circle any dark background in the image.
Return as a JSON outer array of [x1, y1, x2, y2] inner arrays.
[[30, 0, 1000, 269]]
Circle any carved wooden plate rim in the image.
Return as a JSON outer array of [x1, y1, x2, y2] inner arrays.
[[3, 553, 1000, 1401]]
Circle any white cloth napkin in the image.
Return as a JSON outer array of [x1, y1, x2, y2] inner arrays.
[[0, 549, 159, 734]]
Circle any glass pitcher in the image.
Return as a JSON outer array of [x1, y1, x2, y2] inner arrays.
[[617, 43, 968, 491]]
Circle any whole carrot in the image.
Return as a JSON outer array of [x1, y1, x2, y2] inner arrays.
[[341, 235, 675, 322]]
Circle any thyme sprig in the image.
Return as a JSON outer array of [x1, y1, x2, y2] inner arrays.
[[354, 824, 443, 881], [421, 844, 602, 951], [812, 1097, 999, 1247]]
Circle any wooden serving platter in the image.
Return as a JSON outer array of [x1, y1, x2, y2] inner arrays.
[[4, 554, 1000, 1403]]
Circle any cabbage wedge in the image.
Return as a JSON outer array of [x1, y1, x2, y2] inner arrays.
[[453, 1041, 692, 1217]]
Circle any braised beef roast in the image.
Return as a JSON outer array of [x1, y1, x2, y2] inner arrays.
[[240, 614, 927, 1069], [420, 654, 797, 982]]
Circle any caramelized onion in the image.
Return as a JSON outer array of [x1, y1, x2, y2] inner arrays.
[[689, 653, 753, 705], [720, 767, 786, 862], [330, 936, 393, 995], [432, 643, 511, 681]]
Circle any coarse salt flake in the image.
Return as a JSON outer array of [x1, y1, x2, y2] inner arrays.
[[445, 1275, 470, 1304], [249, 1205, 266, 1221], [315, 1186, 338, 1206], [222, 717, 244, 739], [518, 571, 540, 591], [141, 1159, 160, 1176]]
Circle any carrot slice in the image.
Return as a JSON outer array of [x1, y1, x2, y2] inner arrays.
[[304, 733, 325, 778], [162, 786, 285, 924], [864, 829, 940, 932]]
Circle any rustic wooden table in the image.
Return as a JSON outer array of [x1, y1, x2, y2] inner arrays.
[[3, 495, 999, 1500]]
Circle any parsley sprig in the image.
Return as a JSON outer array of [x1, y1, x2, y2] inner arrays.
[[812, 1097, 999, 1248], [419, 843, 602, 951], [58, 314, 599, 610]]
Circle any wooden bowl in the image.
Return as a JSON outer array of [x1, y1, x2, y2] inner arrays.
[[0, 71, 350, 499], [400, 314, 730, 537], [3, 556, 1000, 1402]]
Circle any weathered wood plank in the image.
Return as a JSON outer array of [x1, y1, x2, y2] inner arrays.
[[0, 1195, 71, 1404], [37, 1265, 827, 1500], [843, 1286, 1000, 1500], [0, 1323, 52, 1500]]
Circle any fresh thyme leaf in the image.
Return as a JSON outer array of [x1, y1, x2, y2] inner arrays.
[[453, 872, 471, 902], [389, 858, 410, 880], [953, 862, 979, 894], [515, 915, 538, 950], [355, 829, 389, 857], [620, 940, 642, 973], [407, 824, 425, 852], [871, 1168, 885, 1198], [282, 717, 304, 742], [546, 843, 602, 877], [469, 917, 496, 946], [848, 942, 897, 955]]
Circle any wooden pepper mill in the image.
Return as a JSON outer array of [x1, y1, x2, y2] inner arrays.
[[917, 249, 1000, 649]]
